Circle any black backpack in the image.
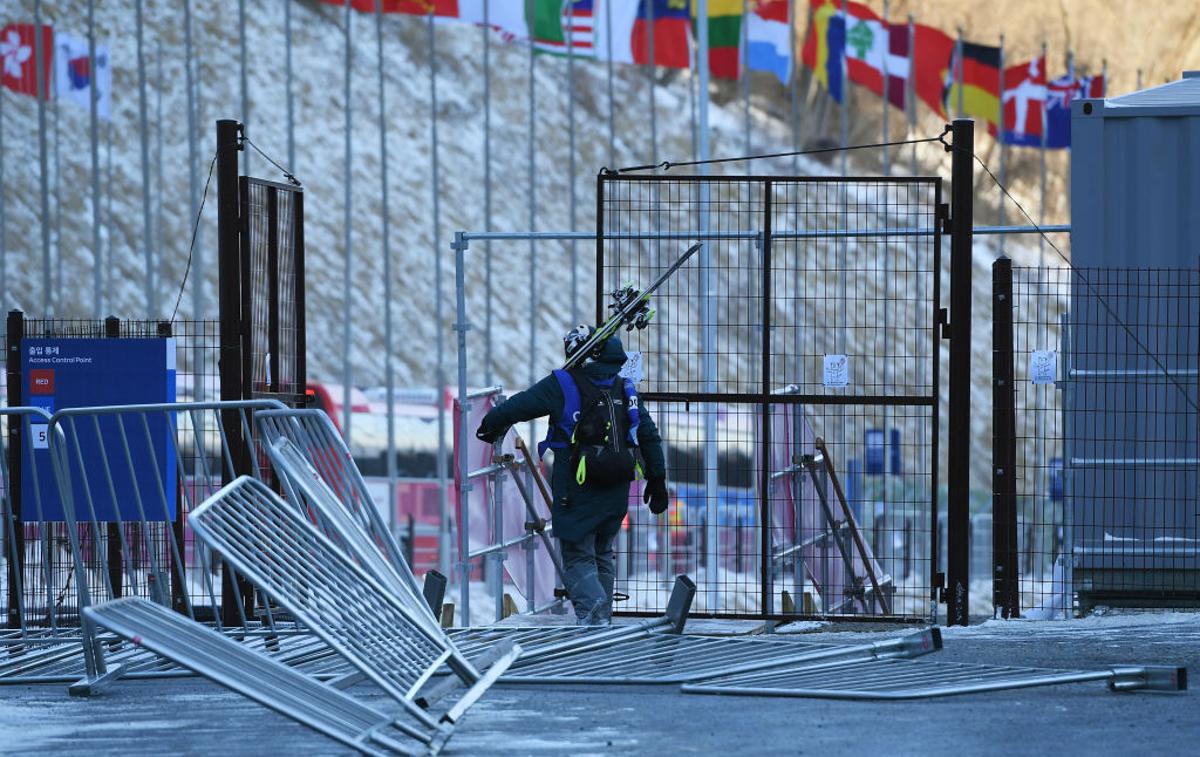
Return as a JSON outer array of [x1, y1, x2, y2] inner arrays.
[[568, 369, 637, 488]]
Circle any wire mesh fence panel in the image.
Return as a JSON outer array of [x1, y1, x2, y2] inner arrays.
[[1009, 266, 1200, 618], [599, 175, 941, 621], [241, 178, 306, 407], [2, 318, 229, 631]]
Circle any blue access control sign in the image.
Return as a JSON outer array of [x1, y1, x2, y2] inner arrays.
[[21, 338, 176, 522]]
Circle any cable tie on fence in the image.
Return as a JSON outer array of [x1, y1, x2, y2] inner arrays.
[[610, 132, 950, 174]]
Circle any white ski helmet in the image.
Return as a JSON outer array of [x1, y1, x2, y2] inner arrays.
[[563, 324, 597, 362]]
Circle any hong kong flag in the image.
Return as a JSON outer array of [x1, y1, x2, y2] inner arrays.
[[0, 23, 54, 99]]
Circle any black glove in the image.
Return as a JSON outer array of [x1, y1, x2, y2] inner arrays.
[[643, 477, 669, 515], [475, 421, 507, 445]]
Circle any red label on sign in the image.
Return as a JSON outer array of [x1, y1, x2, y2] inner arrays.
[[29, 369, 55, 395]]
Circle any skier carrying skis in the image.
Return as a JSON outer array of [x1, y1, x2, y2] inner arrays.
[[475, 326, 669, 625]]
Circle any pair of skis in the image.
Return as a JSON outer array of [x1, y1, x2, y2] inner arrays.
[[563, 242, 703, 369]]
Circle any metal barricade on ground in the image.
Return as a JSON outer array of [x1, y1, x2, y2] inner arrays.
[[187, 476, 519, 729], [84, 597, 440, 757]]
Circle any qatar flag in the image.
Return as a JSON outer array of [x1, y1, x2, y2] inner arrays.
[[0, 23, 54, 99]]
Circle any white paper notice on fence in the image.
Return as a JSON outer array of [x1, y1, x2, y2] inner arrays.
[[619, 351, 644, 383], [1030, 350, 1057, 385], [823, 354, 849, 388]]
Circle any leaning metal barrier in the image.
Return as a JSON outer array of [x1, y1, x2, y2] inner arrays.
[[188, 476, 519, 728], [30, 400, 286, 694], [682, 656, 1188, 700], [85, 597, 443, 756], [263, 434, 441, 637]]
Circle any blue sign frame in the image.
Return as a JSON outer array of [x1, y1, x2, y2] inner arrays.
[[22, 338, 176, 522]]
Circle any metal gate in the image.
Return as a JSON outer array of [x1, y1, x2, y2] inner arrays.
[[598, 173, 942, 621]]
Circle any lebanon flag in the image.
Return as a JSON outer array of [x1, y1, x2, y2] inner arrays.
[[54, 32, 112, 120], [1, 23, 54, 99], [839, 0, 909, 108], [632, 0, 691, 69], [457, 0, 529, 41], [1000, 56, 1047, 144]]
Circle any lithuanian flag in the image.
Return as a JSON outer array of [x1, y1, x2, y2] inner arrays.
[[693, 0, 743, 80]]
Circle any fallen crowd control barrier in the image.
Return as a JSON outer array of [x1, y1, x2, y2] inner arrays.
[[187, 476, 519, 728], [681, 656, 1188, 700], [84, 597, 448, 757]]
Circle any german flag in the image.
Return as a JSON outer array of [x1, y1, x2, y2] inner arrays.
[[943, 41, 1002, 129]]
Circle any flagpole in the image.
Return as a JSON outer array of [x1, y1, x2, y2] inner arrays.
[[428, 11, 451, 595], [527, 29, 538, 441], [742, 0, 751, 155], [1136, 68, 1142, 91], [185, 0, 201, 323], [881, 0, 889, 175], [1065, 48, 1074, 224], [1038, 40, 1046, 273], [790, 0, 801, 174], [286, 0, 295, 172], [955, 27, 964, 118], [567, 0, 577, 324], [34, 1, 51, 315], [997, 34, 1005, 257], [605, 0, 616, 166], [155, 42, 166, 302], [646, 0, 658, 167], [1101, 58, 1107, 96], [104, 121, 113, 314], [341, 0, 354, 442], [907, 15, 916, 176], [87, 0, 101, 319], [135, 0, 156, 316], [839, 0, 848, 176], [697, 0, 720, 613], [689, 28, 698, 162], [52, 62, 62, 314], [373, 0, 396, 534], [482, 2, 495, 381], [483, 2, 495, 381], [239, 0, 249, 176]]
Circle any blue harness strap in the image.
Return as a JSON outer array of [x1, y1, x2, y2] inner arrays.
[[537, 370, 642, 457]]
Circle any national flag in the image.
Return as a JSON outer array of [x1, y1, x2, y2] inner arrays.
[[632, 0, 691, 69], [840, 1, 910, 109], [746, 0, 791, 85], [999, 56, 1046, 145], [457, 0, 529, 40], [692, 0, 742, 80], [0, 23, 54, 99], [910, 22, 954, 118], [594, 0, 642, 64], [884, 20, 909, 109], [319, 1, 459, 16], [1025, 73, 1104, 149], [800, 0, 844, 102], [942, 40, 1001, 129], [531, 1, 597, 57], [54, 32, 112, 120]]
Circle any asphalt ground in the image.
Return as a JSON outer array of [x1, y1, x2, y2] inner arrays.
[[1, 613, 1196, 756]]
